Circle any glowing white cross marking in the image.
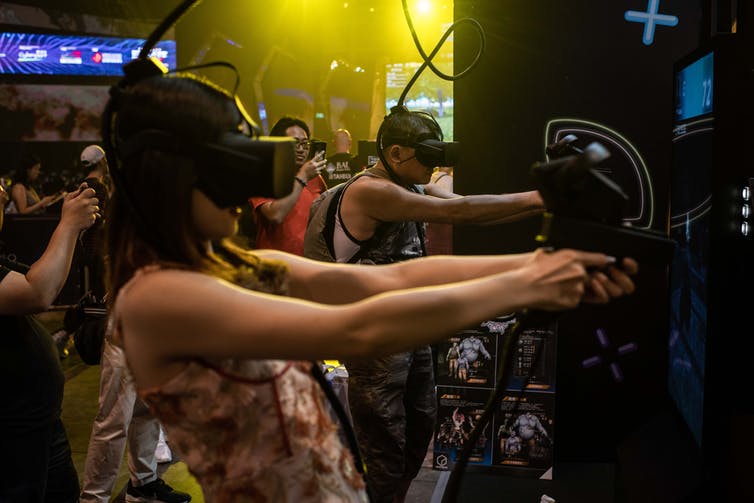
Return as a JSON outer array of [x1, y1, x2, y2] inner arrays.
[[625, 0, 679, 46]]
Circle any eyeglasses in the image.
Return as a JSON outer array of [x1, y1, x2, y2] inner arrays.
[[294, 139, 312, 150]]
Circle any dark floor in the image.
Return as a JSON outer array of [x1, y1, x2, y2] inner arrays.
[[47, 311, 445, 502]]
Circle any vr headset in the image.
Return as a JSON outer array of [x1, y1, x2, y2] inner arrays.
[[379, 107, 461, 169], [116, 126, 296, 209], [109, 53, 296, 210], [413, 137, 460, 167]]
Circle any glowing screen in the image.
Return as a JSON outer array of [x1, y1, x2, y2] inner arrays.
[[0, 31, 176, 76]]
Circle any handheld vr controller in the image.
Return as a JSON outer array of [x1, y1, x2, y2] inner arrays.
[[531, 137, 674, 267]]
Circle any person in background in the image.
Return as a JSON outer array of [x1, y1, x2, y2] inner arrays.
[[249, 116, 327, 255], [78, 337, 191, 503], [79, 144, 189, 503], [0, 183, 98, 503], [323, 128, 360, 188], [103, 72, 637, 502], [302, 110, 622, 503], [79, 145, 110, 300], [7, 152, 59, 215], [429, 166, 453, 192], [53, 145, 114, 359]]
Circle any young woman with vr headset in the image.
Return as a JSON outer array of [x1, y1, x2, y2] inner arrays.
[[100, 66, 638, 502]]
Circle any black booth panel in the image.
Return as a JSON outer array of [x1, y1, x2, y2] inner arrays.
[[451, 1, 705, 501], [453, 0, 703, 248]]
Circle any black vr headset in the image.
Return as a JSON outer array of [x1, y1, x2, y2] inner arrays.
[[114, 111, 296, 208], [104, 10, 296, 211], [377, 106, 460, 177], [411, 134, 461, 168]]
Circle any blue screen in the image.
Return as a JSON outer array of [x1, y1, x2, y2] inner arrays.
[[0, 32, 176, 76], [668, 51, 715, 446], [674, 52, 713, 122]]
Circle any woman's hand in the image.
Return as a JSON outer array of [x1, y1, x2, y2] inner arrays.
[[40, 194, 57, 208], [60, 183, 99, 232], [582, 257, 638, 304], [517, 248, 637, 311]]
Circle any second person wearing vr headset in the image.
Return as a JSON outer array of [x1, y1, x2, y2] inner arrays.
[[104, 72, 637, 502], [303, 110, 549, 503]]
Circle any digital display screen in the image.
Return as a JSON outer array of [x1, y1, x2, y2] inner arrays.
[[668, 50, 715, 446], [674, 52, 713, 122], [667, 131, 711, 448], [385, 60, 454, 140], [0, 32, 176, 76]]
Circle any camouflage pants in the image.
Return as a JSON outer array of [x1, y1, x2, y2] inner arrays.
[[345, 346, 436, 503]]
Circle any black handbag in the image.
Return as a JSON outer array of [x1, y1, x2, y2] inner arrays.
[[64, 293, 107, 365]]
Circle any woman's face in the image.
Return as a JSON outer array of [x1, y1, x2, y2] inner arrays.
[[190, 189, 242, 241], [27, 163, 41, 182]]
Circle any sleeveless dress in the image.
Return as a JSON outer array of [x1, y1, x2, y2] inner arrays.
[[5, 183, 43, 214], [112, 261, 368, 503]]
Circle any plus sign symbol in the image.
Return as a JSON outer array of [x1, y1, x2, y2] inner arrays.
[[625, 0, 679, 46], [581, 328, 639, 383]]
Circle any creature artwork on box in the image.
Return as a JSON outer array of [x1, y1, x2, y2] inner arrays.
[[493, 392, 554, 475], [435, 329, 497, 387], [433, 387, 494, 470]]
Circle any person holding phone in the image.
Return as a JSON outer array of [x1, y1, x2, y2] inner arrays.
[[6, 152, 58, 215], [249, 116, 327, 255]]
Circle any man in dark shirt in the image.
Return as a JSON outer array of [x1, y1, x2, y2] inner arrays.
[[322, 128, 360, 188], [79, 145, 110, 299]]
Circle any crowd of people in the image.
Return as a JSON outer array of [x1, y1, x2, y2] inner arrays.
[[0, 70, 639, 503]]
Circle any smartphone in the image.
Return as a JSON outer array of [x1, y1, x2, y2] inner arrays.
[[310, 140, 327, 160]]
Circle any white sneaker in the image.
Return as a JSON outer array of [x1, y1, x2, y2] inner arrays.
[[155, 427, 173, 464]]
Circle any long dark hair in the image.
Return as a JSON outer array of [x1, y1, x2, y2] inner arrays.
[[106, 73, 282, 298], [12, 151, 41, 188]]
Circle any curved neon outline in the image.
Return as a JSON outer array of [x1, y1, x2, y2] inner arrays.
[[669, 126, 714, 229], [544, 118, 654, 229]]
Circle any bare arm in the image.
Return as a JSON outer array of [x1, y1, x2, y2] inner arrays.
[[257, 181, 308, 224], [257, 152, 327, 224], [118, 249, 636, 387], [343, 177, 544, 242], [422, 183, 460, 199], [255, 249, 532, 304], [0, 184, 98, 314], [11, 184, 55, 215]]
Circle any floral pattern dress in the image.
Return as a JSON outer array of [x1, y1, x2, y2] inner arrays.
[[113, 260, 368, 502]]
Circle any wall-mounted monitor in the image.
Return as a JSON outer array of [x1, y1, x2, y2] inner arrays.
[[0, 31, 176, 76], [674, 51, 713, 122]]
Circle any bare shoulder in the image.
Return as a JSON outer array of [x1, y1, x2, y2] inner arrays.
[[118, 268, 216, 319], [347, 175, 416, 203]]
